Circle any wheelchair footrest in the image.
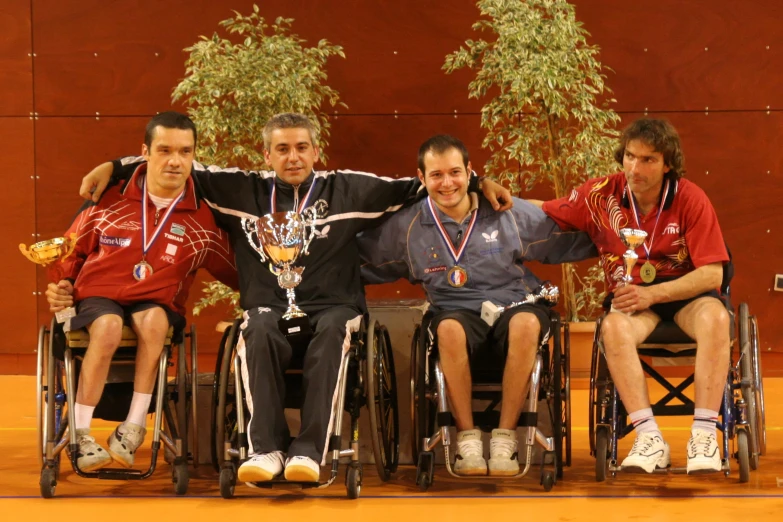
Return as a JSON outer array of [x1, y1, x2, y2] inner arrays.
[[95, 468, 145, 480], [248, 479, 321, 489]]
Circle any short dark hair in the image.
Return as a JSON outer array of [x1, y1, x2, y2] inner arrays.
[[263, 112, 319, 150], [144, 111, 197, 148], [614, 118, 685, 179], [417, 134, 470, 175]]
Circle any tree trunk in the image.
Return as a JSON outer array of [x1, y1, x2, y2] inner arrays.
[[545, 111, 578, 321]]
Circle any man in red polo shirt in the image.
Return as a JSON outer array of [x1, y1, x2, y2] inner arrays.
[[541, 118, 729, 474]]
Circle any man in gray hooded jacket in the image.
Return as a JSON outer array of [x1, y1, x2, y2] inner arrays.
[[359, 135, 595, 476]]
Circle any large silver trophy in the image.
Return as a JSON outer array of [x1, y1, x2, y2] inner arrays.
[[243, 210, 317, 337], [611, 228, 648, 314]]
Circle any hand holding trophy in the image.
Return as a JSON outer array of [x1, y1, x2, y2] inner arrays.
[[19, 233, 78, 323], [610, 228, 648, 314], [243, 208, 317, 338]]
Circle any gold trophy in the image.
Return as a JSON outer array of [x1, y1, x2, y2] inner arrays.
[[19, 233, 78, 323]]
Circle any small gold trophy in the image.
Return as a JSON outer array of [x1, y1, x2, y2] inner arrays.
[[19, 233, 78, 323]]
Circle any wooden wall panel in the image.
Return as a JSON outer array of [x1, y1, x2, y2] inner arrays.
[[573, 0, 783, 111], [0, 118, 37, 353], [0, 0, 780, 370], [0, 0, 32, 115]]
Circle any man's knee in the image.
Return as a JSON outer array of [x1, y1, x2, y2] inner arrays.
[[507, 312, 540, 354], [600, 313, 638, 356], [693, 302, 731, 342], [132, 307, 169, 343], [436, 319, 468, 358], [87, 314, 124, 352]]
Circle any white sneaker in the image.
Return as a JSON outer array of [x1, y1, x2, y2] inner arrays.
[[238, 451, 285, 482], [284, 456, 320, 482], [686, 429, 721, 474], [454, 429, 487, 476], [488, 429, 519, 476], [621, 432, 671, 473]]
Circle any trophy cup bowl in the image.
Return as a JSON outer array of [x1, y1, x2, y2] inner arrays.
[[618, 228, 647, 286], [250, 212, 315, 338], [19, 233, 78, 323]]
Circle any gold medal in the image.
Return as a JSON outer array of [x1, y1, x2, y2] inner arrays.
[[640, 261, 656, 283], [447, 266, 468, 287]]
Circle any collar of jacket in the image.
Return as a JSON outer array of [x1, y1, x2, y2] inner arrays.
[[120, 163, 199, 210], [272, 170, 317, 194], [420, 193, 481, 225]]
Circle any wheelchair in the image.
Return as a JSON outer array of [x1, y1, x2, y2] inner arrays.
[[410, 307, 571, 492], [211, 316, 399, 499], [589, 266, 766, 483], [37, 318, 198, 498]]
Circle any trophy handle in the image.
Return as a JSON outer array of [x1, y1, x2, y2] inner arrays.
[[242, 217, 267, 262], [300, 207, 318, 256], [63, 233, 78, 258], [18, 243, 37, 264]]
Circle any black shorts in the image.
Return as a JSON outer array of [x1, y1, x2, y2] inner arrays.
[[603, 284, 722, 322], [427, 304, 552, 361], [67, 297, 186, 336]]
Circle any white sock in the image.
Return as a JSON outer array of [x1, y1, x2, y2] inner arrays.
[[125, 392, 153, 427], [692, 408, 719, 436], [629, 408, 662, 438], [74, 403, 95, 431]]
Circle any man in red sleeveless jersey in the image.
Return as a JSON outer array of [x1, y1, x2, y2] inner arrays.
[[541, 118, 730, 475]]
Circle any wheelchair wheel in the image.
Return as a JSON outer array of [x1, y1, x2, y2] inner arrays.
[[219, 465, 236, 499], [594, 427, 609, 482], [211, 325, 233, 472], [40, 467, 56, 499], [750, 314, 766, 457], [173, 462, 189, 495], [215, 321, 244, 469], [736, 429, 750, 484], [175, 332, 189, 465], [365, 320, 399, 481], [550, 320, 564, 479], [563, 321, 571, 468], [37, 323, 48, 467], [738, 303, 760, 470], [345, 463, 362, 499], [410, 324, 435, 461], [541, 470, 555, 492]]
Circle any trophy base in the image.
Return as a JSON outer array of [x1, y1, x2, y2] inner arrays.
[[278, 315, 312, 339], [55, 307, 76, 324]]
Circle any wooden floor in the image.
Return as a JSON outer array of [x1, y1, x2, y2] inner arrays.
[[1, 375, 781, 520]]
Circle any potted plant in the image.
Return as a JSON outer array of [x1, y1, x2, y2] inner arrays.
[[171, 5, 346, 317], [443, 0, 619, 328]]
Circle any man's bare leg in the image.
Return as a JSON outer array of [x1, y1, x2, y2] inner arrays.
[[490, 312, 539, 476], [601, 309, 670, 472], [675, 296, 730, 473], [437, 319, 485, 475]]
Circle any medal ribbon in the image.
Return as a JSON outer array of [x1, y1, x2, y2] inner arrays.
[[626, 179, 670, 261], [141, 176, 184, 259], [427, 196, 478, 266], [270, 178, 318, 214]]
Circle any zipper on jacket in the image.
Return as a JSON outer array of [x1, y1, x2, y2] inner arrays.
[[293, 184, 301, 211], [154, 209, 161, 226]]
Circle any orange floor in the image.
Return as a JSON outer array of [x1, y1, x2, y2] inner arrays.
[[1, 375, 781, 520]]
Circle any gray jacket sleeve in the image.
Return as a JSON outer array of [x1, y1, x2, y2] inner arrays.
[[513, 199, 598, 263], [357, 210, 413, 284]]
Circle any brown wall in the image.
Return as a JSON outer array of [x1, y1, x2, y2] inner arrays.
[[1, 0, 781, 371]]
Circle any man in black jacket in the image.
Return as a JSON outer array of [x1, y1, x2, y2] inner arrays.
[[80, 112, 512, 484]]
